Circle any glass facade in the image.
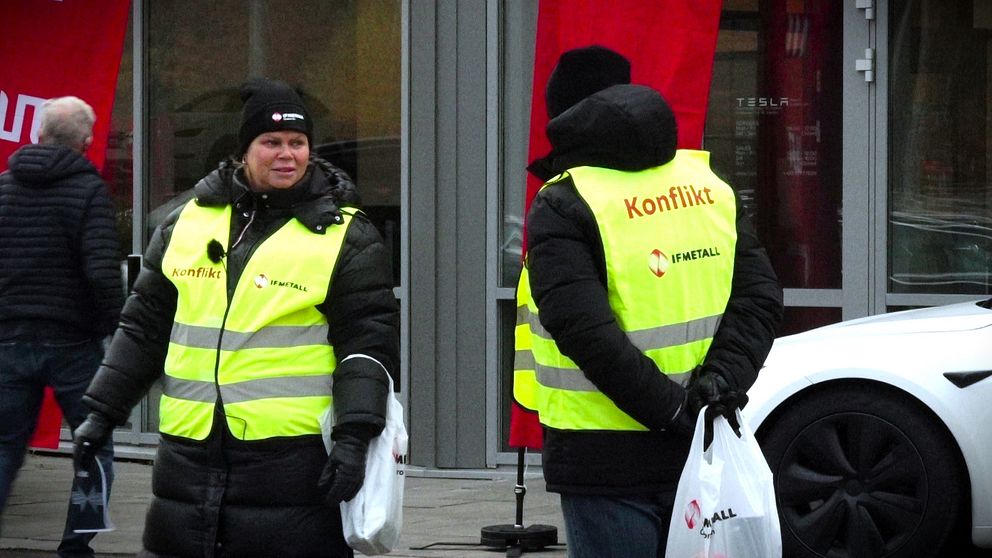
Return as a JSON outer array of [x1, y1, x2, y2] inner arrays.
[[706, 0, 843, 335], [707, 0, 843, 292], [74, 0, 989, 463], [888, 0, 992, 296], [105, 11, 136, 257]]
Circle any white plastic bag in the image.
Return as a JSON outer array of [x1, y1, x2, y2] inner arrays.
[[339, 376, 408, 555], [665, 408, 782, 558]]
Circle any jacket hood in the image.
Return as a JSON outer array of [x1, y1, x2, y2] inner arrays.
[[7, 144, 97, 185], [543, 84, 677, 175]]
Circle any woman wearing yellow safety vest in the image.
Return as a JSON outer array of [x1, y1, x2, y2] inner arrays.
[[524, 62, 783, 555], [71, 78, 399, 557]]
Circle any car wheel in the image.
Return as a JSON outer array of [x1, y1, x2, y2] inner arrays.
[[759, 384, 964, 558]]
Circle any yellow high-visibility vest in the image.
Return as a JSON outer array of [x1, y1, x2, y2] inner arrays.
[[529, 150, 738, 431], [512, 263, 538, 411], [159, 202, 351, 441]]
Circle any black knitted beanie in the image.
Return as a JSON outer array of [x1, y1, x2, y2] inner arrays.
[[545, 45, 631, 119], [237, 77, 313, 155]]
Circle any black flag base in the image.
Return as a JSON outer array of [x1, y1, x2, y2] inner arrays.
[[480, 523, 559, 552], [480, 447, 560, 556]]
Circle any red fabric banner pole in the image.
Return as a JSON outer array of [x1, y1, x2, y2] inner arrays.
[[0, 0, 131, 449], [509, 0, 723, 450]]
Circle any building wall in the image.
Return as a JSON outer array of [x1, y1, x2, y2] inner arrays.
[[93, 0, 992, 469], [407, 0, 491, 468]]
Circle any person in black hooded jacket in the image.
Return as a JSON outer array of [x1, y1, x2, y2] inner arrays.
[[73, 78, 399, 558], [525, 79, 783, 556], [0, 95, 123, 558]]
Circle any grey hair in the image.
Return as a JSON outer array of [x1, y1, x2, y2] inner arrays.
[[38, 96, 96, 149]]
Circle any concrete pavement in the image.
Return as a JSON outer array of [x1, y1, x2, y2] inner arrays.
[[0, 451, 567, 557]]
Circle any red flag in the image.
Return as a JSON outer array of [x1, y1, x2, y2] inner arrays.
[[31, 388, 63, 450], [0, 0, 130, 173], [510, 0, 723, 449], [1, 0, 131, 449]]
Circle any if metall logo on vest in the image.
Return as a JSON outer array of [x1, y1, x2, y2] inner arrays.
[[649, 249, 670, 277], [649, 246, 722, 277], [253, 273, 308, 292]]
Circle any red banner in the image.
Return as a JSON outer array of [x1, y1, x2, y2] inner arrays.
[[510, 0, 723, 449], [31, 388, 64, 449], [0, 0, 130, 173], [0, 0, 130, 449], [522, 0, 723, 217]]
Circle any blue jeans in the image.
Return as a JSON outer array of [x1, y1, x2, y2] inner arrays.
[[559, 490, 676, 558], [0, 340, 115, 558]]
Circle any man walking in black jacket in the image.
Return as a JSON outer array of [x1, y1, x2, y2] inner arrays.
[[0, 96, 123, 557]]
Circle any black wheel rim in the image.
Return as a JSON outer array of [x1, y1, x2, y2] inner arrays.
[[775, 412, 928, 558]]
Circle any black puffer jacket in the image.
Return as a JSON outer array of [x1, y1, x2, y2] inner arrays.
[[0, 144, 123, 342], [83, 158, 399, 557], [526, 84, 783, 495]]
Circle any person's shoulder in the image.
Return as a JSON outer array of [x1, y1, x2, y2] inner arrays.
[[60, 162, 108, 205], [533, 171, 580, 209], [340, 209, 382, 243], [544, 170, 572, 187]]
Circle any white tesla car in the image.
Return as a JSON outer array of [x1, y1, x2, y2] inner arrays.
[[745, 297, 992, 558]]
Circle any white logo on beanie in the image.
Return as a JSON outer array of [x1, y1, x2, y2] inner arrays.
[[270, 112, 305, 122]]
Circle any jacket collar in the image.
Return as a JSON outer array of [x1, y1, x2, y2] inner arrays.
[[192, 158, 349, 233]]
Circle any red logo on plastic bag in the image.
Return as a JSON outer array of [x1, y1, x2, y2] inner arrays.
[[684, 499, 701, 529]]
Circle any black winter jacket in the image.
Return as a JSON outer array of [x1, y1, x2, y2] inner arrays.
[[83, 159, 399, 557], [0, 144, 123, 342], [526, 84, 783, 495]]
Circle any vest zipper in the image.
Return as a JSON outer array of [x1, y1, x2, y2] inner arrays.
[[211, 208, 255, 440]]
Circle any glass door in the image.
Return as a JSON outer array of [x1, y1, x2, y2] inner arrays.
[[706, 0, 867, 333], [885, 0, 992, 309]]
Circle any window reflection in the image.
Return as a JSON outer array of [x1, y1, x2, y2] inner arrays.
[[889, 0, 992, 295], [146, 0, 401, 285], [707, 0, 843, 291], [103, 11, 135, 257]]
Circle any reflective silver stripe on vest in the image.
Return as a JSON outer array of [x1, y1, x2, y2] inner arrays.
[[626, 315, 723, 353], [521, 305, 721, 352], [519, 305, 551, 338], [516, 303, 531, 327], [514, 349, 535, 371], [162, 376, 217, 402], [171, 323, 330, 351], [535, 364, 693, 392], [535, 363, 598, 392], [163, 375, 333, 404]]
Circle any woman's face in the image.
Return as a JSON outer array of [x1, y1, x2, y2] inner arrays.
[[243, 131, 310, 190]]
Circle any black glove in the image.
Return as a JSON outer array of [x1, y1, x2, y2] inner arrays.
[[318, 434, 369, 505], [687, 369, 731, 417], [689, 370, 748, 449], [73, 412, 114, 469]]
